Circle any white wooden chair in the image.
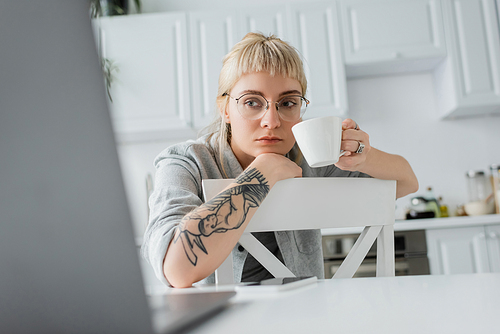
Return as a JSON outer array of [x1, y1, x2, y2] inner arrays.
[[202, 178, 396, 283]]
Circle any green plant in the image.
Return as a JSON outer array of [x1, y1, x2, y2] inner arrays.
[[89, 0, 142, 19], [101, 58, 118, 102]]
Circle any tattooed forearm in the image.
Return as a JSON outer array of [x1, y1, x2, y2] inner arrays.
[[174, 168, 270, 266]]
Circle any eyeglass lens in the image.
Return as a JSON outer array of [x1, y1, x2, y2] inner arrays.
[[236, 94, 307, 121]]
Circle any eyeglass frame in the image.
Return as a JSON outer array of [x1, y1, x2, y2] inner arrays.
[[222, 92, 310, 121]]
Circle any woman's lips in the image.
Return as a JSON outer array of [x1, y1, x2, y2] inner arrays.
[[257, 136, 282, 144]]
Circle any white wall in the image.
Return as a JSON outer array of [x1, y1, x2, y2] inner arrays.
[[117, 71, 500, 237]]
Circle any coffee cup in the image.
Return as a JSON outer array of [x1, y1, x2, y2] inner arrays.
[[291, 116, 345, 168]]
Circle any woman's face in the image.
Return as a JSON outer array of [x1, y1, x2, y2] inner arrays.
[[224, 71, 302, 169]]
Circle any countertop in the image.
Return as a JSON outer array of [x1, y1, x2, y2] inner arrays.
[[321, 213, 500, 236]]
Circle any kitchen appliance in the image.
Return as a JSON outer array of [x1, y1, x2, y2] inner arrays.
[[322, 230, 430, 278], [406, 196, 436, 219]]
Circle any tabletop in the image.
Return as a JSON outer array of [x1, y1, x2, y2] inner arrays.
[[184, 273, 500, 334]]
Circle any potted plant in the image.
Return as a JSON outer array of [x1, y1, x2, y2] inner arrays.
[[90, 0, 142, 18]]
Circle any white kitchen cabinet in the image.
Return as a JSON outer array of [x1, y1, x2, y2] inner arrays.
[[189, 10, 242, 130], [434, 0, 500, 118], [339, 0, 447, 77], [98, 12, 194, 143], [426, 224, 500, 274], [288, 1, 348, 118], [486, 224, 500, 272], [238, 5, 290, 41]]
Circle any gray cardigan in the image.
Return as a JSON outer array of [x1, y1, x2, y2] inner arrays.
[[141, 134, 369, 287]]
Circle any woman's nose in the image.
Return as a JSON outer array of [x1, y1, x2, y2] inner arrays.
[[260, 103, 281, 129]]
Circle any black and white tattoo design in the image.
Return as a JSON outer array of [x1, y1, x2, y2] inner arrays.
[[174, 168, 269, 266]]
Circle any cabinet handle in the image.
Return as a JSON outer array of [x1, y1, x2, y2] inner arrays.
[[391, 52, 402, 59], [488, 232, 498, 239]]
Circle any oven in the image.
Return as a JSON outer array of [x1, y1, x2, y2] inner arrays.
[[322, 230, 430, 278]]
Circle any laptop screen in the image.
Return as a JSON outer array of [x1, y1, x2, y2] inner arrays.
[[0, 2, 154, 332]]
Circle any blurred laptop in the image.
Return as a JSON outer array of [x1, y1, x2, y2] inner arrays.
[[0, 1, 234, 333]]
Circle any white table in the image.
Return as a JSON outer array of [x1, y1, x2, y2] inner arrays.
[[186, 273, 500, 333]]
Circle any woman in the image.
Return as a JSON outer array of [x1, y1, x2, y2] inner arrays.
[[142, 33, 418, 288]]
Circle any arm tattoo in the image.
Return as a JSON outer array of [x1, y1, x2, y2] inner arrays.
[[174, 168, 270, 266]]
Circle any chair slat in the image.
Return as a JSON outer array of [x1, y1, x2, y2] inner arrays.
[[239, 234, 296, 278], [333, 225, 382, 279], [376, 225, 396, 277]]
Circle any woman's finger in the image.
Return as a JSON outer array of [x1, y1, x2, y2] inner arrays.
[[341, 140, 362, 153], [341, 118, 357, 130]]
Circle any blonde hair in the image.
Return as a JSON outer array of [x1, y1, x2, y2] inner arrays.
[[202, 32, 307, 176]]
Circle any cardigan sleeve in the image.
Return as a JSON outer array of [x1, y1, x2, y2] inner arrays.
[[140, 145, 205, 287]]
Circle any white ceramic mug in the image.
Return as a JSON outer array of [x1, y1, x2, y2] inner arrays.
[[291, 116, 345, 168]]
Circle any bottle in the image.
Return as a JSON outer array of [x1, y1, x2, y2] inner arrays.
[[438, 196, 449, 218], [424, 187, 441, 218], [491, 164, 500, 214]]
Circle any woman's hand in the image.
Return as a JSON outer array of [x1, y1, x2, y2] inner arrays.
[[336, 118, 418, 198], [335, 118, 371, 172], [249, 153, 302, 187]]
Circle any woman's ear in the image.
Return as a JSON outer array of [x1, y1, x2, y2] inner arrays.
[[217, 98, 231, 123], [222, 104, 231, 123]]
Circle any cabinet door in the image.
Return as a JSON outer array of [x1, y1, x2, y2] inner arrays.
[[98, 13, 193, 142], [339, 0, 446, 71], [436, 0, 500, 118], [426, 227, 490, 275], [288, 1, 348, 118], [189, 10, 240, 129], [486, 224, 500, 272], [239, 6, 290, 41]]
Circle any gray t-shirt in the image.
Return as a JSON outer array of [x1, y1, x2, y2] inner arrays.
[[241, 232, 284, 282], [141, 134, 370, 287]]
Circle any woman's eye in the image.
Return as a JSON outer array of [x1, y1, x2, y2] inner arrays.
[[281, 100, 297, 108], [244, 100, 262, 108]]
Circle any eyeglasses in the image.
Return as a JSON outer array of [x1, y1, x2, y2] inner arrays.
[[223, 93, 310, 122]]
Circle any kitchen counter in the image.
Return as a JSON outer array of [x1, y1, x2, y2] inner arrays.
[[321, 213, 500, 235]]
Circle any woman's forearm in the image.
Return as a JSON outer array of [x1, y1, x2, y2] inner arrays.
[[163, 168, 270, 288], [358, 148, 419, 199]]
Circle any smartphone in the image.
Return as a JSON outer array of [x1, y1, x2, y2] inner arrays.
[[236, 276, 317, 292]]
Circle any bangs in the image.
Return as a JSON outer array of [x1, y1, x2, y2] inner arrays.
[[236, 40, 304, 82]]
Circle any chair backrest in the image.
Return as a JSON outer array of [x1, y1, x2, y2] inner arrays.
[[202, 178, 396, 283]]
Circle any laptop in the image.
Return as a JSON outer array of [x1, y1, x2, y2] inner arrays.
[[0, 1, 234, 333]]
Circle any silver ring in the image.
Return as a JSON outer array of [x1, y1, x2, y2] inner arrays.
[[354, 122, 359, 130], [355, 141, 365, 154]]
